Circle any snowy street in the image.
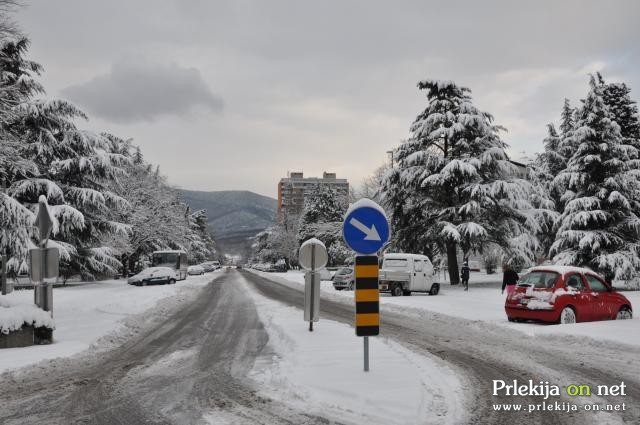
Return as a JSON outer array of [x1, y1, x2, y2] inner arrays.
[[244, 269, 640, 425], [0, 268, 638, 424]]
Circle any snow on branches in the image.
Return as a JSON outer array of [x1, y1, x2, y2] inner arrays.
[[549, 76, 640, 282], [381, 79, 545, 280]]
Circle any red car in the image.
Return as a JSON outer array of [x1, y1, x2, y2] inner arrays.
[[505, 266, 633, 324]]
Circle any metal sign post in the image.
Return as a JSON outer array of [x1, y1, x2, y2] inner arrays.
[[299, 238, 328, 332], [29, 196, 59, 344], [1, 255, 8, 296], [342, 199, 390, 372]]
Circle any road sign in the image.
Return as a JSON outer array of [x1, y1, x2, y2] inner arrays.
[[29, 248, 60, 282], [298, 238, 327, 331], [298, 238, 328, 271], [34, 195, 54, 248], [342, 199, 390, 255], [304, 272, 320, 322], [355, 255, 380, 337]]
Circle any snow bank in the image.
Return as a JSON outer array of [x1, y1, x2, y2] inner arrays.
[[250, 270, 640, 348], [0, 297, 55, 334], [0, 273, 218, 373], [241, 276, 466, 425]]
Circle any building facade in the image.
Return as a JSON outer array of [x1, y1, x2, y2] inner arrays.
[[277, 171, 349, 218]]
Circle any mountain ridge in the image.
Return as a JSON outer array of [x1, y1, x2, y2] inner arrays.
[[179, 189, 277, 258]]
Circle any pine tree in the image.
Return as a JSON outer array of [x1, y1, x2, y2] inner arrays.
[[551, 76, 640, 282], [297, 184, 346, 228], [597, 73, 640, 150], [381, 79, 544, 283], [297, 185, 348, 266], [133, 146, 144, 165], [559, 98, 575, 136], [1, 37, 131, 279]]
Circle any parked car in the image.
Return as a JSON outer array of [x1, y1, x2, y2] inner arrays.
[[379, 253, 440, 296], [505, 265, 633, 324], [127, 267, 177, 286], [188, 265, 205, 276], [200, 263, 216, 273], [332, 267, 355, 290]]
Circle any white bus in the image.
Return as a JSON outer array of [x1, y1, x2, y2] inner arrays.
[[151, 250, 188, 281]]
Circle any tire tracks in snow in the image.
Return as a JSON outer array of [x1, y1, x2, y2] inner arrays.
[[242, 270, 639, 425]]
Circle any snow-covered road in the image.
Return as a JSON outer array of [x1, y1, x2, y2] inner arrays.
[[0, 270, 328, 424], [1, 269, 638, 424], [244, 269, 640, 425]]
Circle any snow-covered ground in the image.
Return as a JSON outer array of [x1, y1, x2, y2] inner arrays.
[[241, 277, 466, 425], [249, 269, 640, 348], [0, 272, 219, 373]]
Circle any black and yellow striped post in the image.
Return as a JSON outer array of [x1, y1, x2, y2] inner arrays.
[[355, 255, 379, 371]]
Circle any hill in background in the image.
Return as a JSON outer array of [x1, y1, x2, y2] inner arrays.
[[179, 190, 277, 259]]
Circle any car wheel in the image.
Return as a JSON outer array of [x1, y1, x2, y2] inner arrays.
[[616, 307, 632, 320], [142, 280, 148, 287], [429, 284, 440, 296], [348, 281, 355, 291], [169, 279, 176, 285], [508, 317, 515, 322], [335, 287, 342, 291], [392, 285, 403, 297], [559, 306, 576, 324]]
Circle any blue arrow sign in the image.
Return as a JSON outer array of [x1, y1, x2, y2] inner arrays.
[[343, 200, 390, 255]]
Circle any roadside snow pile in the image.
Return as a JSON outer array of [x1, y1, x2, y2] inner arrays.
[[241, 276, 466, 425], [0, 296, 54, 334], [0, 273, 217, 373], [251, 269, 640, 348]]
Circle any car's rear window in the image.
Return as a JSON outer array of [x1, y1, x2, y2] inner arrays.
[[518, 271, 560, 289], [384, 259, 407, 267]]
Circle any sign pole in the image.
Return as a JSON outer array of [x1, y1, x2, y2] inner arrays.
[[309, 244, 315, 332], [364, 336, 369, 372], [30, 196, 59, 344], [1, 255, 7, 296]]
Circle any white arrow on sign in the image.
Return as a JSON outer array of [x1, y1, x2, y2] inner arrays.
[[349, 218, 381, 241]]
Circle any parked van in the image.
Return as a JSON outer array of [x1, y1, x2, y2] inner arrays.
[[379, 253, 440, 296]]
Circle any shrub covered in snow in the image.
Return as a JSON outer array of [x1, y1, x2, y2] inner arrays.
[[0, 296, 54, 334]]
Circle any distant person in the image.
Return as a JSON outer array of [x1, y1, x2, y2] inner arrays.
[[461, 260, 470, 291], [501, 264, 519, 296]]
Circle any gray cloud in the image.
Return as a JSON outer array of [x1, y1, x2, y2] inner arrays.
[[62, 59, 223, 123], [17, 1, 640, 196]]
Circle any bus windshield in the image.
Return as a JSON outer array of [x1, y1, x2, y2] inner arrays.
[[152, 252, 179, 269]]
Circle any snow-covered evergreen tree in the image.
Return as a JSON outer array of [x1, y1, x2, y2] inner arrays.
[[551, 76, 640, 282], [0, 36, 132, 278], [381, 79, 545, 283], [297, 185, 349, 266], [597, 73, 640, 150]]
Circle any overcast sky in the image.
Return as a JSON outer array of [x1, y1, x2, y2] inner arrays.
[[16, 1, 640, 198]]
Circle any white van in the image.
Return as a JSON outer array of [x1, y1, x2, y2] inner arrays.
[[379, 253, 440, 296]]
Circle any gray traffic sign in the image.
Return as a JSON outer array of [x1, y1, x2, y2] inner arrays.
[[34, 195, 54, 247], [298, 238, 328, 271], [29, 248, 59, 282]]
